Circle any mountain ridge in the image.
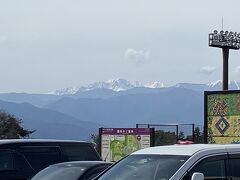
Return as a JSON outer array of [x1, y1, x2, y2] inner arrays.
[[0, 79, 239, 140], [49, 79, 240, 95], [44, 87, 203, 127]]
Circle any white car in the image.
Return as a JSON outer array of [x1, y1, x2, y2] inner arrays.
[[96, 144, 240, 180]]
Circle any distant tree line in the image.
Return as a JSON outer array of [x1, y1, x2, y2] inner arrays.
[[154, 127, 204, 146]]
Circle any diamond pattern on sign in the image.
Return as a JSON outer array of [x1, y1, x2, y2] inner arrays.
[[215, 117, 230, 135]]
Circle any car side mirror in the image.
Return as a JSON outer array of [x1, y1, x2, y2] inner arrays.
[[191, 172, 204, 180]]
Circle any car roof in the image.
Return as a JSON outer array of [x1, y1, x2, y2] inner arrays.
[[132, 144, 240, 156], [51, 161, 113, 168], [0, 139, 87, 145]]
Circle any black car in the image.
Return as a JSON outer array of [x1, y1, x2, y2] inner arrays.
[[0, 139, 101, 179], [31, 161, 113, 180]]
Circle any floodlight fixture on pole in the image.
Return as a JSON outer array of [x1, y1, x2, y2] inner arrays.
[[209, 30, 240, 90]]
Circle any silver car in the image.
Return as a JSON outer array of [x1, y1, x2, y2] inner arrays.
[[95, 144, 240, 180]]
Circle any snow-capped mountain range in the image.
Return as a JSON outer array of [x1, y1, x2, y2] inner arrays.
[[51, 79, 165, 95], [50, 79, 240, 95], [2, 79, 240, 140]]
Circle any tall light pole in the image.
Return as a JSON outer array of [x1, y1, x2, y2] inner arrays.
[[209, 30, 240, 90]]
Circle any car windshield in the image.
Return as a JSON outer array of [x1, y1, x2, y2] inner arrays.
[[97, 154, 189, 180], [31, 166, 85, 180]]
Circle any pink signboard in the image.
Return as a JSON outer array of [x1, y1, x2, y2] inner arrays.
[[101, 128, 151, 135]]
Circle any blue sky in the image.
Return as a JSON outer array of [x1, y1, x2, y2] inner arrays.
[[0, 0, 240, 93]]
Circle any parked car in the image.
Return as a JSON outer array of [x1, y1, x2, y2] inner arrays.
[[95, 144, 240, 180], [0, 139, 101, 180], [31, 161, 113, 180]]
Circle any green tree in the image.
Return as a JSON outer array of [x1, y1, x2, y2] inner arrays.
[[154, 130, 177, 146], [0, 111, 35, 139], [193, 127, 204, 143], [178, 131, 185, 140]]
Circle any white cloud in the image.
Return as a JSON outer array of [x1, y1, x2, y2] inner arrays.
[[0, 36, 6, 43], [124, 48, 151, 67], [200, 66, 216, 75]]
